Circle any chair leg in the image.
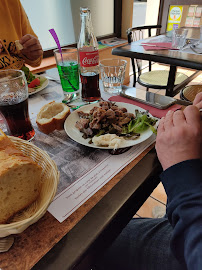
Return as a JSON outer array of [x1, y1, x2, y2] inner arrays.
[[149, 61, 151, 72], [131, 59, 136, 87]]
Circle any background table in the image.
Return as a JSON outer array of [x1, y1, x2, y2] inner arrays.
[[112, 36, 202, 97]]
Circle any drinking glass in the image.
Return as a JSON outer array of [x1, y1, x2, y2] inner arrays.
[[172, 28, 188, 49], [0, 69, 35, 140], [100, 59, 127, 95], [54, 47, 79, 93]]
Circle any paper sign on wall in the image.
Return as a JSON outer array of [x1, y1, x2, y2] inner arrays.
[[167, 5, 183, 32], [185, 16, 194, 27], [188, 6, 196, 17], [195, 6, 202, 17], [193, 17, 200, 27]]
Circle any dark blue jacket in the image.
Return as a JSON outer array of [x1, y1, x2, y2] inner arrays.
[[161, 159, 202, 270]]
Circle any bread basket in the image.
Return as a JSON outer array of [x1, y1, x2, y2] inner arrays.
[[0, 136, 59, 238]]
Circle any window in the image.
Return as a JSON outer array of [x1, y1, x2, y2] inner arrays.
[[21, 0, 119, 53]]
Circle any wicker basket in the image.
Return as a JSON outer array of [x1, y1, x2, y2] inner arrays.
[[180, 85, 202, 102], [0, 136, 59, 238]]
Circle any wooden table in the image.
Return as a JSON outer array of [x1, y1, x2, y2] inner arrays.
[[0, 74, 162, 270], [112, 35, 202, 97], [33, 146, 161, 270]]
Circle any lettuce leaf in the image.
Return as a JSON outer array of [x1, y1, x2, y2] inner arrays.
[[21, 66, 35, 84]]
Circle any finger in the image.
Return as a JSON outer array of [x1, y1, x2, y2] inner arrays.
[[20, 34, 33, 44], [30, 50, 43, 56], [164, 110, 174, 130], [157, 117, 165, 133], [22, 38, 39, 49], [193, 92, 202, 106], [184, 105, 200, 127], [21, 50, 43, 60], [24, 52, 43, 58], [173, 110, 186, 127], [195, 101, 202, 111], [21, 44, 42, 52]]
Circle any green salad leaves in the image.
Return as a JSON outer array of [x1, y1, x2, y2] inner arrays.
[[21, 66, 35, 84], [123, 110, 157, 135]]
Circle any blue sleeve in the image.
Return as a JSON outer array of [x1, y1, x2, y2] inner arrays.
[[160, 159, 202, 270]]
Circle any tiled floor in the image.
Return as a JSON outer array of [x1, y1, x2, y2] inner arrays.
[[128, 63, 202, 218]]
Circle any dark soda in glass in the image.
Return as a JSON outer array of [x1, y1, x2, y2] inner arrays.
[[0, 97, 35, 140], [80, 72, 101, 102]]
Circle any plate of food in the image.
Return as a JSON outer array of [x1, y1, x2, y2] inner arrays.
[[64, 101, 158, 149], [21, 66, 49, 95], [28, 75, 49, 95]]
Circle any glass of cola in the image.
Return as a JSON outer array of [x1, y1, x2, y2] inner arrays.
[[0, 69, 35, 140]]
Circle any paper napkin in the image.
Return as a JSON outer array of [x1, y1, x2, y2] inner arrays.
[[141, 42, 173, 51]]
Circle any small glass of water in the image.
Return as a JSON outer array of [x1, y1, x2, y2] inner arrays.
[[172, 28, 188, 50], [100, 59, 127, 95]]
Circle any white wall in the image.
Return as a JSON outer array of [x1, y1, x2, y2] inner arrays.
[[71, 0, 114, 40], [21, 0, 114, 51]]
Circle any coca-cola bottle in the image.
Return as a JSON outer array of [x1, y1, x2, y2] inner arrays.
[[77, 7, 101, 102]]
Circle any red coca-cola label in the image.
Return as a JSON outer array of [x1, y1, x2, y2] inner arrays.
[[79, 50, 99, 67]]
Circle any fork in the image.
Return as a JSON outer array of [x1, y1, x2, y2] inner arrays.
[[68, 100, 100, 110]]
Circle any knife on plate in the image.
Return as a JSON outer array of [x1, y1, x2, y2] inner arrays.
[[174, 99, 192, 106]]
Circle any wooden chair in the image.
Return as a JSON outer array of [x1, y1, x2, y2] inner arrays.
[[127, 25, 188, 91]]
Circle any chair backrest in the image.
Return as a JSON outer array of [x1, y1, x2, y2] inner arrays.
[[127, 25, 162, 43], [127, 25, 162, 75]]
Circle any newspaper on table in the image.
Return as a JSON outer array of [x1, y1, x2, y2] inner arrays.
[[13, 81, 157, 222]]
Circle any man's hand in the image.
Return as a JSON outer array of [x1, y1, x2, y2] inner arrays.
[[20, 34, 43, 61], [193, 92, 202, 110], [156, 105, 201, 171]]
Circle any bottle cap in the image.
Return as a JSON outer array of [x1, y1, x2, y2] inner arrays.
[[80, 7, 90, 14]]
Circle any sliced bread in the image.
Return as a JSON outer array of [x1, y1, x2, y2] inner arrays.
[[0, 130, 42, 224]]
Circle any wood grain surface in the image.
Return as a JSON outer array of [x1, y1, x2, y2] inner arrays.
[[0, 143, 155, 270]]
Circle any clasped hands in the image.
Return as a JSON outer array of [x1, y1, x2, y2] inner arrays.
[[156, 92, 202, 170]]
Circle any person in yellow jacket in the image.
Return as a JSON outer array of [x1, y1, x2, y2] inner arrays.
[[0, 0, 43, 70]]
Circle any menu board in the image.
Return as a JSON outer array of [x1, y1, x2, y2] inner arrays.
[[185, 5, 202, 27], [195, 6, 202, 17], [185, 16, 194, 27], [167, 5, 202, 30], [187, 6, 196, 17], [193, 17, 201, 27], [167, 5, 183, 31]]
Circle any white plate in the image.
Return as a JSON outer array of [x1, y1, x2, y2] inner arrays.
[[28, 75, 49, 96], [64, 102, 156, 149]]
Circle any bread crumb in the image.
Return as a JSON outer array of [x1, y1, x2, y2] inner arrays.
[[15, 40, 23, 51]]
